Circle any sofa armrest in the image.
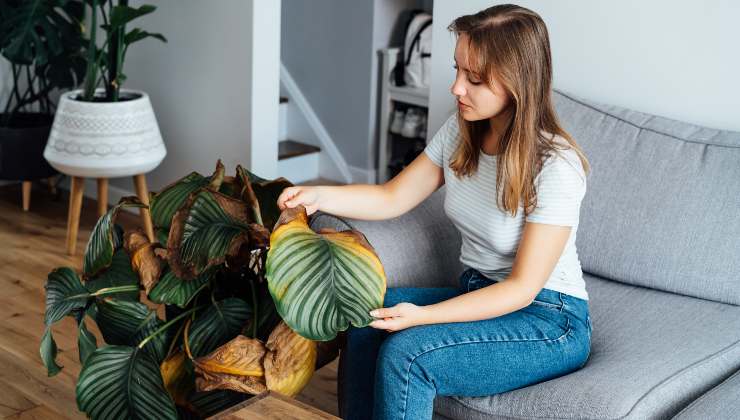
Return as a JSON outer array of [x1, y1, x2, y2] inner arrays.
[[308, 187, 463, 288], [672, 369, 740, 419]]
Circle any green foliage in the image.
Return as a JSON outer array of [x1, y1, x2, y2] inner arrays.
[[40, 160, 385, 418], [80, 1, 167, 102], [0, 0, 86, 120]]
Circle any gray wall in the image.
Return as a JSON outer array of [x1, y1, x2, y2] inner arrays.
[[1, 1, 280, 198], [281, 0, 375, 171], [281, 0, 429, 175], [429, 0, 740, 136], [0, 59, 12, 113], [110, 0, 265, 194]]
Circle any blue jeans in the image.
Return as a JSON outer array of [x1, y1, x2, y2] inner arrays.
[[338, 267, 592, 420]]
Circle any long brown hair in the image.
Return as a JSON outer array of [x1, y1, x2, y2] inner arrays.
[[448, 4, 590, 218]]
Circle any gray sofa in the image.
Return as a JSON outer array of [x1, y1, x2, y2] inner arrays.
[[310, 90, 740, 419]]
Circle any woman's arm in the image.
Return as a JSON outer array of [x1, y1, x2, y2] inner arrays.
[[370, 222, 573, 330], [277, 152, 444, 221]]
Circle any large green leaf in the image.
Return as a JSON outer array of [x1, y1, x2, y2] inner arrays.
[[40, 267, 139, 376], [83, 197, 145, 277], [1, 0, 85, 66], [124, 27, 167, 46], [76, 345, 177, 419], [167, 189, 269, 279], [186, 298, 252, 358], [150, 172, 208, 230], [76, 309, 98, 365], [40, 328, 61, 376], [266, 206, 387, 341], [149, 160, 224, 231], [108, 4, 157, 31], [40, 267, 90, 376], [84, 248, 140, 301], [44, 267, 89, 325], [95, 298, 171, 363], [148, 268, 212, 308]]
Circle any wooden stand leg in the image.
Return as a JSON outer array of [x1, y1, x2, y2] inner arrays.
[[66, 176, 85, 255], [133, 174, 155, 242], [97, 178, 109, 218], [21, 181, 31, 211]]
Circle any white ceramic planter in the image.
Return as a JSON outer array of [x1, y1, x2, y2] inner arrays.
[[44, 88, 166, 178]]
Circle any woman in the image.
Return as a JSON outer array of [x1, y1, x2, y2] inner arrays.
[[277, 4, 592, 420]]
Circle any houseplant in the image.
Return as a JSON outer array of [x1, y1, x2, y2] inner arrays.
[[41, 0, 169, 254], [40, 160, 388, 418], [42, 0, 168, 177], [0, 0, 87, 204]]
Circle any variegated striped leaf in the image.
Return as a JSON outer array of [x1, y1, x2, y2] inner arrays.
[[148, 268, 212, 308], [167, 189, 269, 279], [150, 160, 225, 231], [76, 345, 177, 419], [186, 298, 253, 358], [265, 206, 387, 341], [41, 267, 90, 375], [83, 197, 145, 277], [95, 298, 173, 364], [150, 172, 209, 230], [84, 248, 140, 301]]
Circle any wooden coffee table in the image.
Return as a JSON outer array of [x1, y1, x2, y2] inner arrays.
[[207, 391, 340, 420]]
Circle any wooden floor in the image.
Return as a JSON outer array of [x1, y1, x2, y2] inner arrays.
[[0, 181, 339, 419]]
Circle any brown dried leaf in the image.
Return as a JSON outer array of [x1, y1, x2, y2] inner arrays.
[[192, 335, 266, 377], [124, 230, 163, 294], [264, 321, 317, 397], [167, 189, 264, 279], [160, 352, 193, 406], [194, 369, 267, 395], [191, 334, 269, 395]]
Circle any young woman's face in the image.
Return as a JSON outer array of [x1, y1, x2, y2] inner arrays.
[[451, 33, 512, 122]]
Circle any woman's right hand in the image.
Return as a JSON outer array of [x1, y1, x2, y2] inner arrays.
[[277, 186, 322, 215]]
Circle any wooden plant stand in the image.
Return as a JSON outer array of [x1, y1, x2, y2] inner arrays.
[[65, 174, 155, 255]]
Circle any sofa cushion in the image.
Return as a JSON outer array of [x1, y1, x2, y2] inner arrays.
[[309, 187, 463, 289], [433, 272, 740, 420], [672, 368, 740, 419], [552, 90, 740, 305]]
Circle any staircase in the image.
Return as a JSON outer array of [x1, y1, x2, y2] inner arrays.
[[277, 96, 322, 183]]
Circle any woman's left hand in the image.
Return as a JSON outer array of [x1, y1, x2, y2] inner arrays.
[[368, 303, 431, 332]]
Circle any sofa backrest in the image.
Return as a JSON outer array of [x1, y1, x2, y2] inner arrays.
[[309, 187, 464, 289], [553, 90, 740, 305]]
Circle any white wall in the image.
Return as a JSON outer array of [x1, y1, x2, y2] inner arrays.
[[429, 0, 740, 136], [281, 0, 430, 182], [0, 59, 11, 113], [107, 0, 280, 196]]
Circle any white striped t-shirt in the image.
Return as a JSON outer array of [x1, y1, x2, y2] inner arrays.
[[424, 113, 589, 301]]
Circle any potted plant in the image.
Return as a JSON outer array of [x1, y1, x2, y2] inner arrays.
[[42, 0, 168, 178], [0, 0, 87, 208], [40, 161, 388, 419]]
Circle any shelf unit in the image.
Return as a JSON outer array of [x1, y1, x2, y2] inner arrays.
[[377, 47, 430, 183]]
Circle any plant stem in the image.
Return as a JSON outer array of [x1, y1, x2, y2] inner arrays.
[[11, 64, 23, 107], [164, 316, 187, 359], [138, 305, 204, 349], [83, 0, 99, 100], [90, 284, 140, 296]]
